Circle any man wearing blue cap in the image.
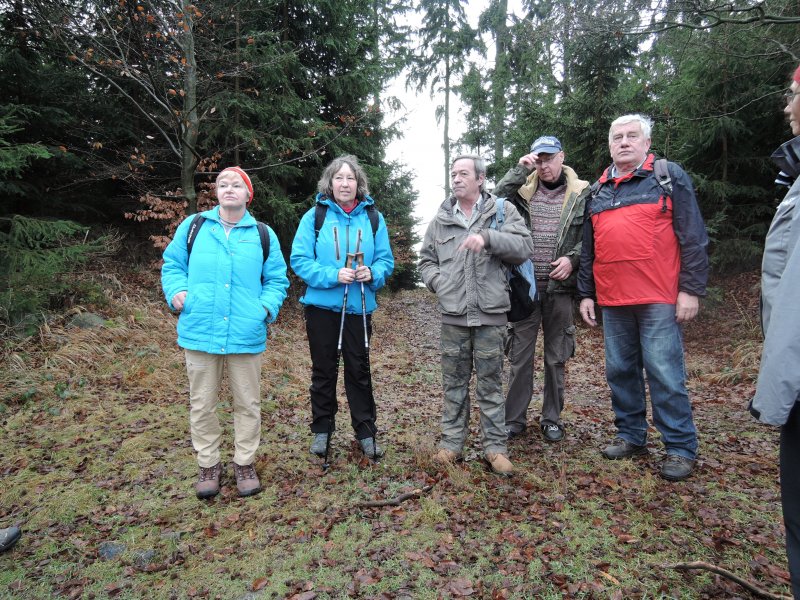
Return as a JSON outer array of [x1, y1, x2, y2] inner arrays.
[[494, 136, 590, 442]]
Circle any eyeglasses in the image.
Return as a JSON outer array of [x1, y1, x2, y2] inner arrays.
[[783, 90, 800, 105], [534, 154, 561, 166]]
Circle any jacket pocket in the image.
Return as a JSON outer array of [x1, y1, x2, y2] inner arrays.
[[556, 324, 576, 363], [436, 235, 457, 264], [476, 254, 510, 313]]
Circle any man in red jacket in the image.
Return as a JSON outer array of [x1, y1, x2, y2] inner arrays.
[[577, 114, 709, 482]]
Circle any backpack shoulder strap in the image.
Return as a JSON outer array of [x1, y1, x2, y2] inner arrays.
[[313, 203, 327, 259], [186, 214, 206, 259], [256, 221, 270, 264], [314, 204, 327, 240], [653, 158, 673, 197], [492, 197, 506, 230], [366, 204, 379, 237]]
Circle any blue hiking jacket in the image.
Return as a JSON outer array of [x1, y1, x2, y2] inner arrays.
[[290, 194, 394, 314], [161, 206, 289, 354]]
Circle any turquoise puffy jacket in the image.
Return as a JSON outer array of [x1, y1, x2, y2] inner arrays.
[[161, 207, 289, 354], [290, 194, 394, 314]]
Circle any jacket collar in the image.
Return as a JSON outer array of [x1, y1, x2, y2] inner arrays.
[[772, 136, 800, 187], [599, 153, 656, 185], [315, 192, 375, 215], [205, 206, 256, 227], [519, 165, 588, 201]]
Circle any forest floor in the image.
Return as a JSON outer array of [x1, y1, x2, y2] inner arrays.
[[0, 266, 791, 599]]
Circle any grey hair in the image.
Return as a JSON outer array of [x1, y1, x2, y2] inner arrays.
[[317, 154, 370, 199], [608, 114, 653, 143], [450, 154, 487, 192]]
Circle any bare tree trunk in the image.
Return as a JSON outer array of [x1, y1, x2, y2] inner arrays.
[[234, 8, 241, 166], [181, 0, 199, 214], [444, 55, 451, 200], [491, 0, 508, 165]]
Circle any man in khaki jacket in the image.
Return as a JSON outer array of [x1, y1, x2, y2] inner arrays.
[[419, 154, 533, 474], [494, 136, 589, 443]]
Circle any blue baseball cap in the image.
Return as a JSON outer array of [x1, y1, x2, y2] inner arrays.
[[530, 136, 562, 154]]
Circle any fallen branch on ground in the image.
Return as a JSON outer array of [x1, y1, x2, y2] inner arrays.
[[357, 485, 434, 508], [661, 561, 790, 599]]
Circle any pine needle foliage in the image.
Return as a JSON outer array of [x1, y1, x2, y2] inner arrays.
[[0, 215, 119, 330]]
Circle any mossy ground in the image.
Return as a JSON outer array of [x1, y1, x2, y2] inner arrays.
[[0, 269, 788, 599]]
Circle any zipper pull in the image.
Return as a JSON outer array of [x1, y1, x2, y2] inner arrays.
[[333, 226, 340, 261]]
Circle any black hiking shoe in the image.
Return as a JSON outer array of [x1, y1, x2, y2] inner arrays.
[[541, 422, 564, 443], [660, 455, 695, 482], [601, 437, 648, 460], [506, 426, 526, 440]]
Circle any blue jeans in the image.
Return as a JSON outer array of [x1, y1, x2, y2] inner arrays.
[[602, 304, 697, 459]]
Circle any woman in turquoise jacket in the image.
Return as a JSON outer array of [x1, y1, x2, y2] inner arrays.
[[162, 167, 289, 499], [290, 155, 394, 461]]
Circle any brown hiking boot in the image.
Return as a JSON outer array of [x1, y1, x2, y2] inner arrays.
[[433, 448, 459, 464], [233, 462, 262, 497], [196, 463, 222, 499], [486, 452, 513, 475]]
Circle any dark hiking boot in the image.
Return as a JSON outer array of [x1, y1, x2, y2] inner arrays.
[[359, 437, 385, 459], [506, 426, 526, 440], [541, 422, 564, 443], [601, 437, 648, 460], [195, 463, 222, 499], [661, 455, 695, 482], [0, 526, 21, 553], [233, 463, 262, 497], [310, 433, 329, 457]]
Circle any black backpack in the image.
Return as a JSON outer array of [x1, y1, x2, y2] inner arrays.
[[186, 214, 270, 263]]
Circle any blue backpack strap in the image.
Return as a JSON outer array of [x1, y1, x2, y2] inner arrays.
[[492, 197, 506, 230]]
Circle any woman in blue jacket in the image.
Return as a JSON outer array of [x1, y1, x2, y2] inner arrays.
[[162, 167, 289, 499], [290, 155, 394, 460]]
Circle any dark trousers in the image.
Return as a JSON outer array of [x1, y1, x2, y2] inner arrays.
[[781, 401, 800, 598], [304, 305, 376, 440]]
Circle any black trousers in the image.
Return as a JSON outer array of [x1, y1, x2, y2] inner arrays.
[[782, 401, 800, 598], [304, 305, 376, 439]]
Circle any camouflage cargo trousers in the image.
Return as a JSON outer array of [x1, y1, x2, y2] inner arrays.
[[439, 323, 507, 456]]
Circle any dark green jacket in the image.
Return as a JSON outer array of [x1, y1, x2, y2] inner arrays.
[[494, 164, 589, 294]]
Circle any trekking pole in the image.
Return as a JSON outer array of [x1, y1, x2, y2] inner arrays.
[[352, 236, 378, 462], [324, 250, 354, 471]]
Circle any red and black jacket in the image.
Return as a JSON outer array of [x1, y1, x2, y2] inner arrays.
[[577, 154, 709, 306]]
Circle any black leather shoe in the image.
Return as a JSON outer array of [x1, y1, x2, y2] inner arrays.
[[541, 422, 564, 443], [661, 454, 695, 481], [601, 437, 648, 459]]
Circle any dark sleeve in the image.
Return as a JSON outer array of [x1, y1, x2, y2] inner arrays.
[[576, 194, 596, 300], [494, 165, 532, 221], [669, 163, 709, 297]]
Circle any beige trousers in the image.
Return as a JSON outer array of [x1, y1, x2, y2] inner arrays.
[[184, 350, 262, 468]]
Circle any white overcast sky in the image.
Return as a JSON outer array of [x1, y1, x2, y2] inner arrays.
[[383, 0, 527, 244]]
